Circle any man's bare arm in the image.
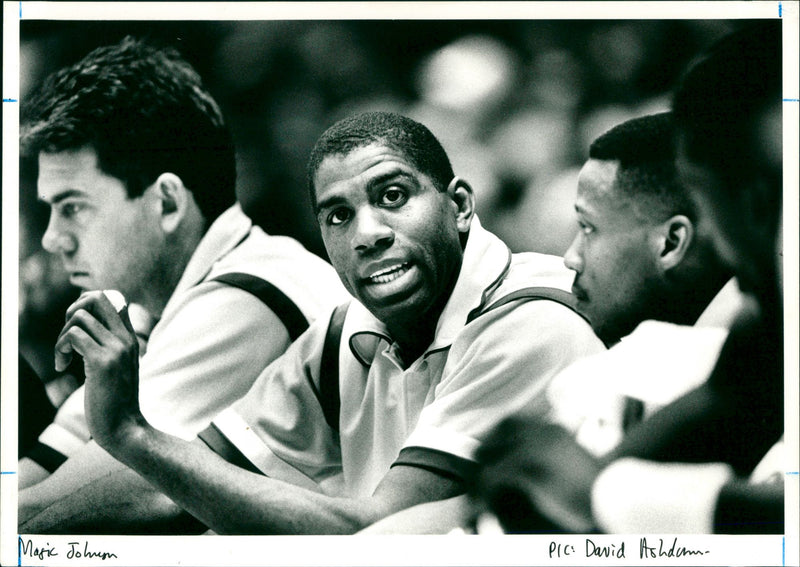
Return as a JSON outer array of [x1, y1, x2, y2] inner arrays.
[[59, 291, 462, 534], [99, 418, 461, 534], [18, 440, 203, 534], [358, 494, 472, 534], [17, 458, 50, 490]]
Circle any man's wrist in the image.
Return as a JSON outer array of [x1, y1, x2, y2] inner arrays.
[[97, 413, 154, 460]]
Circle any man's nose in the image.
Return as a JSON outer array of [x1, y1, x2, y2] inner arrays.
[[41, 218, 77, 255], [352, 208, 394, 253], [563, 233, 583, 273]]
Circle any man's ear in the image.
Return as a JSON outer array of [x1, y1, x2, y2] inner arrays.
[[151, 173, 190, 234], [445, 177, 476, 233], [657, 214, 694, 271]]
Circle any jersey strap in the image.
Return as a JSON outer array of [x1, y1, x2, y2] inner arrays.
[[466, 286, 589, 326], [198, 423, 263, 475], [210, 272, 310, 342], [314, 303, 350, 432]]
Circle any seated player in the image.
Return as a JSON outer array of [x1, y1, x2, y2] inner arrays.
[[18, 37, 347, 533]]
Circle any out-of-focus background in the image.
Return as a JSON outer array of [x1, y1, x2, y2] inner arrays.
[[18, 18, 745, 394]]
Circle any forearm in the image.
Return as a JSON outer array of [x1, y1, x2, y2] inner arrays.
[[591, 458, 736, 533], [20, 474, 201, 534], [19, 442, 201, 534], [101, 423, 379, 535], [358, 495, 472, 534], [17, 458, 50, 490]]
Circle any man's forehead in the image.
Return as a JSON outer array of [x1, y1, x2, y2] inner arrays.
[[38, 152, 85, 199], [37, 147, 112, 202], [576, 159, 619, 205], [320, 143, 414, 172], [579, 159, 619, 190], [577, 160, 643, 219], [314, 144, 420, 197]]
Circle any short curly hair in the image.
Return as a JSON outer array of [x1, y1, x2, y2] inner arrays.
[[306, 112, 454, 211], [21, 36, 236, 224]]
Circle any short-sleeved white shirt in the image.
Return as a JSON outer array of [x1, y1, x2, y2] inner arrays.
[[213, 218, 604, 497], [38, 204, 348, 456], [545, 279, 746, 457]]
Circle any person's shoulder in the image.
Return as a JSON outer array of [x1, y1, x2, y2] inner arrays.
[[234, 227, 327, 267], [482, 250, 580, 316], [502, 251, 575, 294], [471, 251, 601, 347], [214, 227, 343, 290]]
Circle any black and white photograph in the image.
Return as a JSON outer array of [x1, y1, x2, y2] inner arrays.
[[2, 2, 798, 566]]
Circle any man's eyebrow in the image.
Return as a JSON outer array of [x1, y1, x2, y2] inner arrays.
[[365, 169, 414, 192], [316, 168, 416, 212], [39, 189, 86, 205], [315, 194, 347, 213]]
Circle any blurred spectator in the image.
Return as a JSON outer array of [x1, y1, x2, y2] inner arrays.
[[407, 34, 520, 218]]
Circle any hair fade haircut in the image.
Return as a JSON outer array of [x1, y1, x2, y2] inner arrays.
[[589, 112, 694, 222], [306, 111, 454, 210], [21, 36, 237, 225]]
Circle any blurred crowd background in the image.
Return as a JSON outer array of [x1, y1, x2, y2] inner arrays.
[[18, 18, 747, 394]]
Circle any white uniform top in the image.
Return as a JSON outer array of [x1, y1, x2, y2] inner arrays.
[[213, 217, 604, 497], [38, 204, 348, 458], [546, 278, 746, 457]]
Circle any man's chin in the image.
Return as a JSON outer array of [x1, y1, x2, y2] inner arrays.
[[69, 273, 94, 289], [363, 293, 430, 326]]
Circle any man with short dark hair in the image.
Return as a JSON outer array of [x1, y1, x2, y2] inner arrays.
[[55, 111, 604, 534], [361, 112, 738, 534], [472, 23, 786, 535], [588, 21, 785, 535], [18, 37, 347, 532], [565, 111, 730, 346]]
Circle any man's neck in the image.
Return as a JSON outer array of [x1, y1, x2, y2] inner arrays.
[[138, 233, 202, 318], [388, 318, 438, 369], [385, 254, 463, 368]]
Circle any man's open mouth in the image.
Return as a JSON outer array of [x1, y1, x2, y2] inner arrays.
[[368, 263, 410, 284]]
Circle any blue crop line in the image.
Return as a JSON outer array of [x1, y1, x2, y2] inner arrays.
[[779, 1, 782, 17], [1, 471, 17, 475], [3, 98, 19, 102], [784, 98, 800, 102]]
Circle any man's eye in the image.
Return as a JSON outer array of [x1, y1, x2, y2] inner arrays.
[[58, 203, 82, 219], [578, 221, 594, 235], [380, 188, 406, 206], [328, 208, 352, 226]]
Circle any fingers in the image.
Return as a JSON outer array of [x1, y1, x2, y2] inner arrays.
[[102, 289, 127, 312], [55, 324, 96, 372], [64, 290, 125, 327], [55, 291, 136, 371], [55, 308, 113, 370], [54, 343, 73, 373]]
